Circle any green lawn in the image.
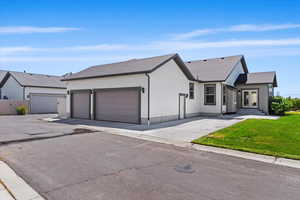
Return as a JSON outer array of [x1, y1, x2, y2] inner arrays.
[[192, 112, 300, 160]]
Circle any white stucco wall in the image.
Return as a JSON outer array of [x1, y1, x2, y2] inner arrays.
[[1, 76, 24, 100], [198, 82, 223, 114], [24, 87, 66, 100], [225, 61, 245, 86], [65, 74, 148, 118], [149, 59, 200, 120]]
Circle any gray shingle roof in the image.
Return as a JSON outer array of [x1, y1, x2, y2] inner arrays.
[[0, 70, 66, 88], [235, 71, 277, 87], [185, 55, 248, 82], [0, 70, 8, 85], [9, 71, 66, 88], [63, 54, 194, 81]]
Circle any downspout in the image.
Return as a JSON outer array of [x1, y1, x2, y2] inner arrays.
[[23, 86, 25, 100], [145, 73, 150, 126]]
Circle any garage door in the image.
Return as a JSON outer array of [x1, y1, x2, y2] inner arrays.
[[71, 90, 91, 119], [94, 88, 140, 124], [30, 94, 65, 114]]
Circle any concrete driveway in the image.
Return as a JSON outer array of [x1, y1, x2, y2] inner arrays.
[[0, 132, 300, 200], [0, 114, 91, 143], [55, 116, 242, 142]]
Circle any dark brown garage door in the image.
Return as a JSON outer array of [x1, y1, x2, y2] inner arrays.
[[94, 88, 140, 124], [71, 90, 91, 119]]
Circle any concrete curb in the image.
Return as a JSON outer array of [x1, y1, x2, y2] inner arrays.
[[0, 181, 15, 200], [79, 124, 300, 170], [0, 161, 45, 200]]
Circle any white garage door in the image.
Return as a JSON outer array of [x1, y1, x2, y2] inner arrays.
[[30, 94, 65, 114]]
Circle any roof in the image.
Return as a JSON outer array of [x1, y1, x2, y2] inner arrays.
[[0, 70, 66, 89], [185, 55, 248, 82], [62, 53, 194, 81], [235, 71, 278, 87], [0, 70, 8, 86]]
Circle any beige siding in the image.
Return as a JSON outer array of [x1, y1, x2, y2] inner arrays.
[[237, 84, 270, 114]]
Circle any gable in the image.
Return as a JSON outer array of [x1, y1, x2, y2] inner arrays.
[[185, 55, 248, 82], [225, 61, 246, 86]]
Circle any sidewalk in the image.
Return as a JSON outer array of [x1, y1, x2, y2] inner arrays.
[[0, 161, 45, 200]]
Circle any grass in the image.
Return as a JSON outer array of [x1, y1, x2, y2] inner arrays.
[[192, 112, 300, 160]]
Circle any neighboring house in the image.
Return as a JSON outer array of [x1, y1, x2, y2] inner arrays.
[[0, 70, 8, 99], [0, 70, 67, 114], [62, 53, 277, 124]]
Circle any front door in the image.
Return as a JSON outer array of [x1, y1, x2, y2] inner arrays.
[[242, 89, 258, 108]]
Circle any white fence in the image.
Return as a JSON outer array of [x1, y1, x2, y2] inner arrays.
[[0, 100, 29, 115]]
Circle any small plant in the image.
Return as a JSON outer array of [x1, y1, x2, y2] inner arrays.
[[271, 96, 292, 116], [16, 106, 28, 115]]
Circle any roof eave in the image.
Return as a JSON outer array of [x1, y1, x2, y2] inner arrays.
[[63, 54, 196, 82], [23, 85, 67, 89], [61, 70, 151, 81]]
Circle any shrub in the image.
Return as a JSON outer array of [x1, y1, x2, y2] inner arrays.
[[291, 98, 300, 111], [271, 96, 292, 115], [16, 106, 28, 115]]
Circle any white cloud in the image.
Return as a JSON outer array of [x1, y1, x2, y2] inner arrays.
[[0, 46, 37, 54], [0, 55, 133, 62], [173, 24, 300, 40], [0, 26, 80, 34], [0, 44, 130, 54], [2, 38, 300, 56], [66, 44, 131, 51], [149, 38, 300, 50]]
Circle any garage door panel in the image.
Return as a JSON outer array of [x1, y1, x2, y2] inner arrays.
[[30, 94, 65, 114], [95, 89, 140, 124], [71, 91, 90, 119]]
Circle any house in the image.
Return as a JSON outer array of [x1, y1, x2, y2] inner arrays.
[[0, 70, 67, 114], [62, 53, 277, 124]]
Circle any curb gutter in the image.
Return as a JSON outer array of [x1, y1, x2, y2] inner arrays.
[[0, 161, 45, 200]]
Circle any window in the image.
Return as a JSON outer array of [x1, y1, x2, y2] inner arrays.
[[189, 83, 194, 99], [204, 84, 216, 105], [223, 85, 226, 105]]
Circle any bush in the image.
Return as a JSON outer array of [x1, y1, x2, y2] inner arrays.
[[271, 96, 292, 115], [16, 106, 28, 115], [291, 98, 300, 111]]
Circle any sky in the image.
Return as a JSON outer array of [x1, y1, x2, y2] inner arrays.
[[0, 0, 299, 97]]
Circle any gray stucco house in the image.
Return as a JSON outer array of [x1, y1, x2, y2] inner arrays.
[[62, 53, 277, 124], [0, 70, 67, 114]]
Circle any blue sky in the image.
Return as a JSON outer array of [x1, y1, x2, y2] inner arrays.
[[0, 0, 300, 97]]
